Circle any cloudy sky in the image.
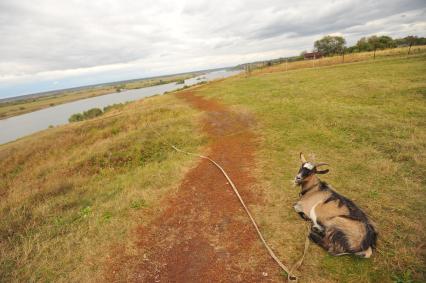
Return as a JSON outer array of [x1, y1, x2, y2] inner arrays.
[[0, 0, 425, 98]]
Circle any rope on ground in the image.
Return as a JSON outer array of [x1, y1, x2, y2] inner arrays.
[[170, 144, 310, 282]]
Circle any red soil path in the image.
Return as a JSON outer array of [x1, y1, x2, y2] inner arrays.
[[105, 91, 282, 282]]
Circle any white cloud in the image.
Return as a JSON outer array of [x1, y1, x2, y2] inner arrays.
[[0, 0, 425, 97]]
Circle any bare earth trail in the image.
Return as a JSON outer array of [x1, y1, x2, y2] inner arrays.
[[106, 91, 282, 282]]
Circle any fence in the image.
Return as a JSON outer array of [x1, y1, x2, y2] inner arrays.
[[249, 45, 426, 75]]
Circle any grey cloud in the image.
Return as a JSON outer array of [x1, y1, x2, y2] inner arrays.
[[248, 0, 426, 40], [0, 0, 425, 88]]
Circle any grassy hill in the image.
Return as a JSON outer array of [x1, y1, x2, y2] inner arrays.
[[195, 54, 426, 282], [1, 52, 425, 282], [0, 95, 205, 281]]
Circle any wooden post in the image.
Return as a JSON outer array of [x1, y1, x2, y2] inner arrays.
[[313, 54, 316, 68], [373, 48, 376, 60], [285, 59, 288, 72], [342, 49, 345, 63]]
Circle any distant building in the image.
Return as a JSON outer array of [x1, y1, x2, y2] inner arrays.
[[304, 52, 323, 60]]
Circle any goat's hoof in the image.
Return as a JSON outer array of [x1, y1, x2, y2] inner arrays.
[[312, 226, 325, 236], [293, 203, 303, 213]]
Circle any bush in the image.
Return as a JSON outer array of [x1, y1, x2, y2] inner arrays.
[[83, 108, 103, 119], [68, 108, 103, 122], [68, 113, 84, 122]]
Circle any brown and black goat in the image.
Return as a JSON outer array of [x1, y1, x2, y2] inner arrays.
[[293, 153, 377, 257]]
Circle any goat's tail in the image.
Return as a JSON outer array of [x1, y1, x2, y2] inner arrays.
[[362, 222, 377, 249], [356, 222, 377, 258]]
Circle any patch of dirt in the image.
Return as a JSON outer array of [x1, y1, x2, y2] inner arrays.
[[105, 92, 282, 282]]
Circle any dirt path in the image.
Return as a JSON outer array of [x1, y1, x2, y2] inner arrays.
[[106, 91, 282, 282]]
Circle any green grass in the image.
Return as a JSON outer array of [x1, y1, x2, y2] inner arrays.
[[193, 54, 426, 282], [0, 94, 206, 282], [1, 52, 425, 282]]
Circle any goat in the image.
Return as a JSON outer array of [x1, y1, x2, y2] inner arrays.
[[293, 153, 377, 258]]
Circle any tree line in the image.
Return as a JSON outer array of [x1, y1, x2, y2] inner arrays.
[[310, 35, 426, 57]]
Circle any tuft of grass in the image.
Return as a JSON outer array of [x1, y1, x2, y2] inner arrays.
[[0, 94, 206, 282], [194, 53, 426, 282], [130, 199, 146, 210]]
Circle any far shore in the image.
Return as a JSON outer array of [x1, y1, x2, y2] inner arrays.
[[0, 73, 198, 120]]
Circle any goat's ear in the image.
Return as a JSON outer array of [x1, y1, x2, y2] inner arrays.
[[300, 152, 307, 163], [315, 162, 329, 174], [316, 169, 329, 174], [316, 162, 329, 167]]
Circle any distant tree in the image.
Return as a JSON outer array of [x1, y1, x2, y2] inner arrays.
[[377, 35, 396, 49], [346, 45, 359, 53], [394, 36, 426, 48], [356, 37, 373, 52], [405, 35, 417, 54], [357, 35, 396, 54], [314, 36, 346, 56], [368, 36, 381, 59]]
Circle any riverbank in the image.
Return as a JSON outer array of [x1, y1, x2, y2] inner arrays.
[[0, 73, 199, 120], [0, 70, 239, 145]]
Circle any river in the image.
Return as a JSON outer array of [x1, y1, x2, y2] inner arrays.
[[0, 70, 240, 144]]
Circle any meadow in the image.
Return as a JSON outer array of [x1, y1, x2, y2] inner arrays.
[[1, 49, 425, 282], [195, 52, 426, 282]]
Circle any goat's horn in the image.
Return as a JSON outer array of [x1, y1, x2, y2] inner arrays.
[[300, 152, 307, 163], [315, 162, 329, 167]]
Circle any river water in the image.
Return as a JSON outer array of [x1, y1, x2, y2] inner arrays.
[[0, 70, 240, 144]]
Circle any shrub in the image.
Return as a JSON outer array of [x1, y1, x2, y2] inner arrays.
[[68, 108, 103, 122], [82, 108, 103, 119], [68, 113, 84, 122]]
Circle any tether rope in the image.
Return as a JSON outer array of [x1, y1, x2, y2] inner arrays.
[[170, 144, 310, 282]]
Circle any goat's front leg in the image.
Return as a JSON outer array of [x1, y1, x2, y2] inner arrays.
[[294, 202, 310, 220]]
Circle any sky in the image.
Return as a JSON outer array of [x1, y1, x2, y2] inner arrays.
[[0, 0, 425, 99]]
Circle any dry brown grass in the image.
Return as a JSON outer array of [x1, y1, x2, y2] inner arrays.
[[253, 45, 426, 76], [0, 93, 206, 282]]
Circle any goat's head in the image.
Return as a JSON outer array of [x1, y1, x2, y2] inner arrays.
[[294, 152, 329, 185]]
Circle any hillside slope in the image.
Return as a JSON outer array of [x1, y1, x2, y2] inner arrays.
[[1, 53, 425, 282], [0, 95, 205, 281]]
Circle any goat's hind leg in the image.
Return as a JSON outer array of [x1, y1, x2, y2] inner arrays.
[[309, 229, 329, 251]]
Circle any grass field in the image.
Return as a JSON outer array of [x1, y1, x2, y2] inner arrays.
[[195, 53, 426, 282], [0, 95, 205, 282], [0, 73, 197, 120], [1, 51, 425, 282]]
